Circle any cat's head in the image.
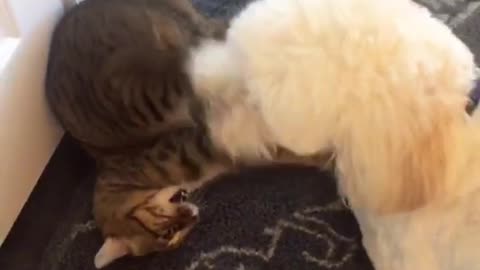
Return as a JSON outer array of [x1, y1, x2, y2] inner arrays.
[[93, 186, 199, 268]]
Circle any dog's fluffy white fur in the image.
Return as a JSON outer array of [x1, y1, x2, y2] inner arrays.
[[189, 0, 480, 269]]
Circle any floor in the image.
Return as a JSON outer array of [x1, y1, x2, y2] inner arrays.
[[0, 136, 94, 270]]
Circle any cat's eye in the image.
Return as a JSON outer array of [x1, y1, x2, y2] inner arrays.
[[169, 189, 188, 203]]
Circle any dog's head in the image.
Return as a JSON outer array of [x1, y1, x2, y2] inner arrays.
[[223, 0, 478, 214]]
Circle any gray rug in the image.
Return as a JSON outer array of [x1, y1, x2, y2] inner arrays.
[[37, 1, 480, 270]]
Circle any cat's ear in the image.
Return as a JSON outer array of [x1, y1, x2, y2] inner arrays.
[[94, 237, 130, 269]]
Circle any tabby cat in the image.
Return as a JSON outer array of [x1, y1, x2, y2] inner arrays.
[[46, 0, 328, 268], [46, 0, 232, 268]]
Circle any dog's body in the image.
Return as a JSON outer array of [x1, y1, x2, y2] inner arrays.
[[354, 183, 480, 270], [190, 0, 480, 269]]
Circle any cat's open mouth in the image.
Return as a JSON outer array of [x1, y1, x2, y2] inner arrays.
[[163, 201, 200, 249], [163, 222, 189, 240], [164, 220, 198, 249]]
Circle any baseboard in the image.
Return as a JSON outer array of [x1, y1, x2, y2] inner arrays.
[[0, 0, 64, 245]]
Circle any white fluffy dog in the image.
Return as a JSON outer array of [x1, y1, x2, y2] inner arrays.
[[188, 0, 480, 269]]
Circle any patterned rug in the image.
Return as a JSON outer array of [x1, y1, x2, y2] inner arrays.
[[37, 1, 480, 270], [39, 166, 372, 270]]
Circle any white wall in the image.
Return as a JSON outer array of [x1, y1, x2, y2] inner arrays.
[[0, 0, 18, 38], [0, 0, 64, 245]]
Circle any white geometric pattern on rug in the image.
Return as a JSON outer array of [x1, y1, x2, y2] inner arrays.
[[416, 0, 480, 27], [185, 200, 358, 270]]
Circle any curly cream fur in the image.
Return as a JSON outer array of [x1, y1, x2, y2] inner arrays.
[[189, 0, 480, 269], [190, 0, 477, 212], [189, 40, 276, 161]]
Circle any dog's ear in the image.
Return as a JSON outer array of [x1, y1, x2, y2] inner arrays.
[[336, 98, 467, 215], [383, 108, 457, 213]]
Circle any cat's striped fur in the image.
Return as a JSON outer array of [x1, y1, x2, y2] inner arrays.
[[46, 0, 225, 151], [45, 0, 232, 267], [46, 0, 330, 267]]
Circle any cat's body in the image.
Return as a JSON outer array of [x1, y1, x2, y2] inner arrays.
[[46, 0, 225, 151], [46, 0, 329, 267], [45, 0, 232, 267]]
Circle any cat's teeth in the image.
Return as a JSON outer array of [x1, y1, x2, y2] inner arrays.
[[179, 189, 188, 202], [163, 227, 176, 238]]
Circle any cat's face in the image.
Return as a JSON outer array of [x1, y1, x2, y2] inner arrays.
[[93, 186, 199, 268]]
